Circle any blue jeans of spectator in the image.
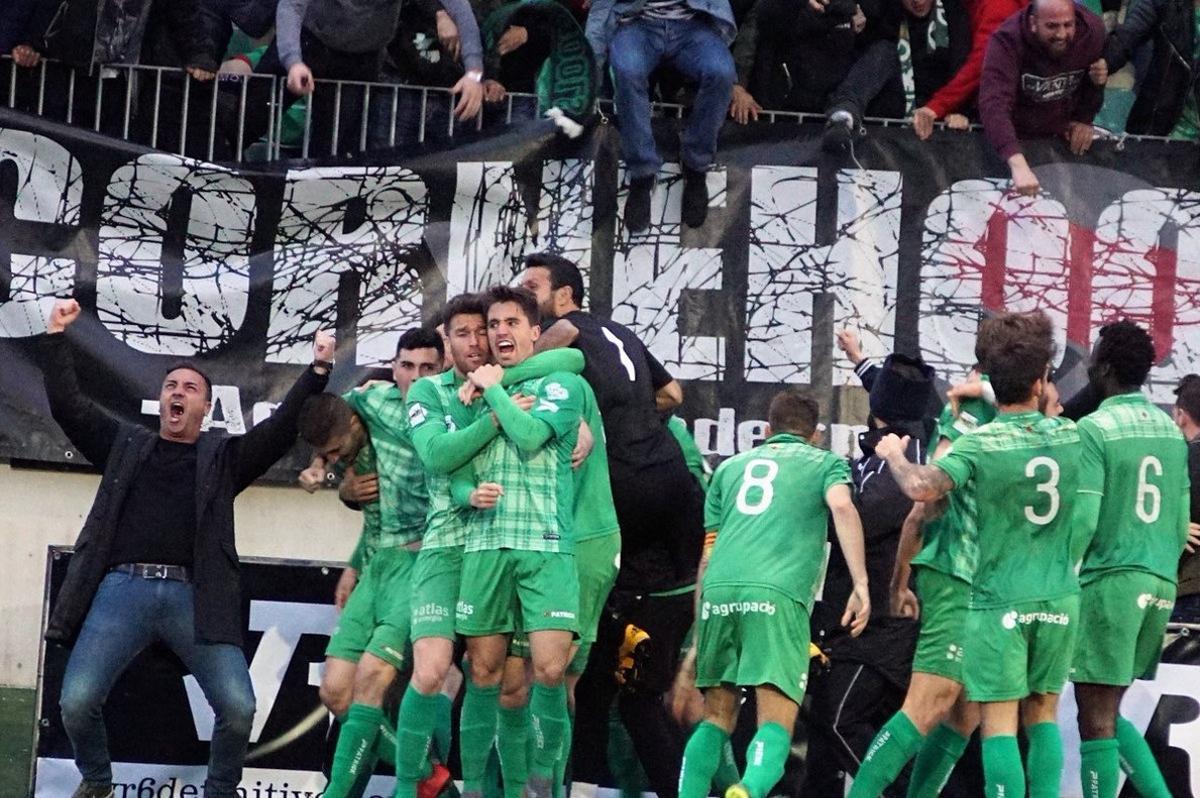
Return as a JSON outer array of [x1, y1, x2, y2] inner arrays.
[[59, 571, 256, 797], [609, 16, 735, 179]]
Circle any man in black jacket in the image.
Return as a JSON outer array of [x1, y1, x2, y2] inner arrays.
[[803, 353, 931, 796], [41, 299, 332, 798], [1098, 0, 1200, 138]]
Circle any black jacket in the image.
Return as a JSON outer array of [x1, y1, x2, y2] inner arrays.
[[41, 333, 327, 645], [824, 421, 928, 617], [23, 0, 214, 70], [1105, 0, 1200, 136]]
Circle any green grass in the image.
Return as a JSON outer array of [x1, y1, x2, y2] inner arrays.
[[0, 688, 35, 798]]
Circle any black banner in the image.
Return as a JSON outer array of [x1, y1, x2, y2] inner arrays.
[[2, 107, 1200, 478]]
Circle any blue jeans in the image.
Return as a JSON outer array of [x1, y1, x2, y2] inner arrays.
[[59, 571, 256, 797], [609, 16, 736, 179]]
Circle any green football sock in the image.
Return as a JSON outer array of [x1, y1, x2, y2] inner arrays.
[[679, 721, 729, 798], [484, 746, 504, 798], [551, 706, 574, 798], [1025, 721, 1063, 798], [907, 723, 968, 798], [374, 716, 397, 768], [395, 686, 441, 798], [981, 735, 1024, 798], [498, 704, 531, 798], [1116, 716, 1172, 798], [848, 712, 925, 798], [461, 681, 501, 793], [741, 722, 792, 798], [433, 693, 453, 761], [529, 683, 569, 779], [714, 737, 740, 792], [1079, 737, 1119, 798], [325, 703, 383, 798]]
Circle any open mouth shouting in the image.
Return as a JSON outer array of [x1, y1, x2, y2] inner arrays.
[[493, 338, 517, 361], [167, 397, 187, 423]]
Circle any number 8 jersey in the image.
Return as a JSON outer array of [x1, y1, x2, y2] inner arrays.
[[1075, 393, 1190, 585], [933, 411, 1082, 610], [702, 433, 852, 609]]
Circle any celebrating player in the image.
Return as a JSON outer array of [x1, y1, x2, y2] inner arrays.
[[397, 294, 582, 798], [296, 327, 443, 798], [1070, 321, 1190, 798], [678, 388, 870, 798], [870, 310, 1081, 798]]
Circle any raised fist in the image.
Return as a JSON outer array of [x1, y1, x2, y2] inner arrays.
[[48, 299, 81, 334], [313, 330, 335, 365]]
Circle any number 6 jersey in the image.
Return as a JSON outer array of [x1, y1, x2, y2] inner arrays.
[[933, 411, 1081, 610], [1074, 393, 1190, 586], [702, 433, 852, 609]]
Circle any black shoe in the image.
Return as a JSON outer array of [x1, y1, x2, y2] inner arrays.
[[71, 783, 114, 798], [681, 166, 709, 228], [822, 109, 855, 153], [625, 175, 655, 233]]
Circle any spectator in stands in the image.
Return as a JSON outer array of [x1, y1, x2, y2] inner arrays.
[[978, 0, 1105, 196], [257, 0, 485, 156], [740, 0, 908, 150], [1096, 0, 1200, 139], [911, 0, 1019, 139], [586, 0, 738, 232], [1173, 374, 1200, 622], [2, 0, 39, 60], [895, 0, 971, 126]]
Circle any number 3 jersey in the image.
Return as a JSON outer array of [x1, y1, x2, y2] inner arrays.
[[702, 433, 851, 609], [934, 411, 1081, 609], [1075, 393, 1190, 586]]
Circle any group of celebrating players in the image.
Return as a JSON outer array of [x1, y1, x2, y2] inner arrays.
[[293, 250, 1191, 798]]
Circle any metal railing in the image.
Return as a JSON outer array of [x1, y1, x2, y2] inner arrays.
[[0, 56, 1182, 163]]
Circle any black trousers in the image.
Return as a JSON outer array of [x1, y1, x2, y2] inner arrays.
[[573, 588, 694, 798]]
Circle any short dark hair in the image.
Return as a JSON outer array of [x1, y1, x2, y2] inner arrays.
[[1093, 319, 1156, 389], [164, 361, 212, 401], [441, 293, 487, 332], [977, 310, 1056, 405], [396, 326, 445, 359], [523, 252, 585, 307], [1175, 374, 1200, 422], [768, 389, 820, 437], [483, 284, 541, 327], [298, 394, 354, 448]]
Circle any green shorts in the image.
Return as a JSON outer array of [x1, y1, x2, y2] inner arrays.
[[456, 549, 580, 637], [570, 532, 621, 674], [694, 585, 811, 704], [410, 546, 463, 642], [963, 594, 1080, 702], [912, 568, 969, 682], [326, 547, 417, 670], [1071, 571, 1174, 686]]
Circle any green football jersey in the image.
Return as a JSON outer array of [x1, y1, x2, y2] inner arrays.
[[466, 372, 585, 554], [936, 383, 997, 444], [343, 383, 428, 559], [934, 410, 1081, 609], [1076, 392, 1191, 584], [911, 485, 979, 584], [702, 433, 851, 607], [668, 414, 711, 490], [574, 380, 620, 541], [406, 370, 489, 550]]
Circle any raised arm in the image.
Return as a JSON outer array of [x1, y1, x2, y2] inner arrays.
[[875, 433, 955, 502], [40, 300, 120, 469], [231, 331, 332, 491], [826, 483, 870, 636]]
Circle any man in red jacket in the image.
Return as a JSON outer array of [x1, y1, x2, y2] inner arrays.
[[911, 0, 1028, 139], [978, 0, 1105, 195]]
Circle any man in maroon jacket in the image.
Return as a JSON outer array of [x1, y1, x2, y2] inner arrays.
[[978, 0, 1105, 195]]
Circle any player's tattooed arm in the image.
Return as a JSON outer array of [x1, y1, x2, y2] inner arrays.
[[875, 433, 954, 502]]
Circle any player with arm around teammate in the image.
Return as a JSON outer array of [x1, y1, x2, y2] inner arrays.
[[677, 388, 871, 798], [871, 310, 1082, 798]]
